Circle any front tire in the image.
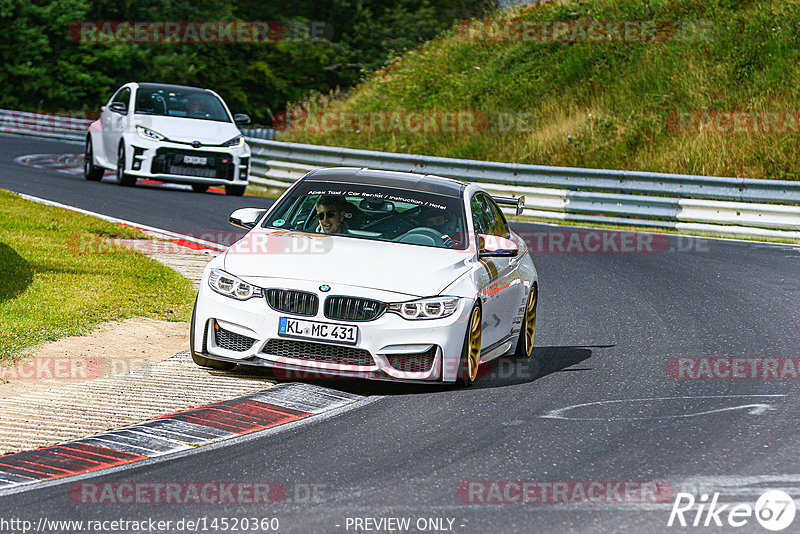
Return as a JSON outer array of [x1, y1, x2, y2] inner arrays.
[[189, 299, 236, 371], [456, 304, 482, 387], [513, 283, 537, 359], [84, 137, 104, 181], [226, 184, 246, 196], [115, 144, 136, 187]]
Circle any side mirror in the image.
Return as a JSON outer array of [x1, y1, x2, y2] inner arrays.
[[234, 114, 251, 125], [109, 102, 127, 114], [229, 208, 267, 230], [478, 233, 519, 258]]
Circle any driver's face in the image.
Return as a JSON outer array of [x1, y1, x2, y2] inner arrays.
[[188, 100, 204, 113], [426, 214, 454, 233], [426, 215, 446, 227], [316, 205, 343, 234]]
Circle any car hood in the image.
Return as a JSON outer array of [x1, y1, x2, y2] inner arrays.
[[134, 115, 241, 145], [222, 229, 472, 298]]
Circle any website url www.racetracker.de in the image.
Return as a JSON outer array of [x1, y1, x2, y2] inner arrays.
[[0, 516, 281, 533]]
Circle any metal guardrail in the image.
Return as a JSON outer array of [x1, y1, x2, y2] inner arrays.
[[3, 109, 799, 240], [239, 127, 276, 140], [0, 109, 277, 143], [247, 138, 800, 240], [247, 139, 800, 204], [0, 109, 92, 142]]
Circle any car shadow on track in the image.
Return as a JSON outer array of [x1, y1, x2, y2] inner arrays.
[[472, 344, 600, 390], [256, 345, 606, 397]]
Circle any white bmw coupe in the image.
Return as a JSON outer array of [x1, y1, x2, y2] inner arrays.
[[84, 82, 251, 195], [191, 167, 538, 386]]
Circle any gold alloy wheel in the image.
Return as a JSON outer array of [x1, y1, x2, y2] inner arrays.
[[524, 285, 537, 356], [467, 306, 482, 382]]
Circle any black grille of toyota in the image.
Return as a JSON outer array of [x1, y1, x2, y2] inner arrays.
[[266, 289, 318, 317], [324, 296, 386, 322], [150, 148, 235, 180], [214, 325, 256, 352], [386, 346, 438, 373], [262, 339, 374, 367]]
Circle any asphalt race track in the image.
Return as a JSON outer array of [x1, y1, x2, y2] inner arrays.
[[2, 135, 800, 533], [0, 135, 260, 236]]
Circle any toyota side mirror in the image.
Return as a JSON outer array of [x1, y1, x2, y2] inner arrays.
[[234, 114, 251, 125], [109, 102, 127, 114]]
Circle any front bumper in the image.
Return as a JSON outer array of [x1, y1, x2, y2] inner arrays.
[[192, 279, 473, 383], [122, 135, 250, 186]]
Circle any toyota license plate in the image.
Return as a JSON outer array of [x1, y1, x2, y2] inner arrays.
[[278, 317, 358, 345], [183, 155, 207, 165]]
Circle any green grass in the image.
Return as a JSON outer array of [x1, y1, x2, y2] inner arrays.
[[245, 183, 285, 199], [0, 190, 195, 365], [284, 0, 800, 181]]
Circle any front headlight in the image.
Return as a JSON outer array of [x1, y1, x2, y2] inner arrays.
[[388, 296, 460, 320], [208, 269, 263, 300], [222, 135, 245, 148], [136, 125, 166, 141]]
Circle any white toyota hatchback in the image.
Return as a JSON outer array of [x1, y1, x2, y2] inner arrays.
[[84, 82, 251, 195], [191, 167, 539, 386]]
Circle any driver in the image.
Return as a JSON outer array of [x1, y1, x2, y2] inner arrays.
[[315, 195, 350, 234], [186, 95, 209, 117], [420, 208, 461, 247]]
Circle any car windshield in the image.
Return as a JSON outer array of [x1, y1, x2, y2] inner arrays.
[[134, 87, 230, 122], [263, 181, 467, 250]]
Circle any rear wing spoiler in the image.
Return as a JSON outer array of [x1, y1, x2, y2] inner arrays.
[[492, 195, 525, 216]]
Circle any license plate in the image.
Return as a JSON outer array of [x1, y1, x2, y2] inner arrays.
[[183, 155, 207, 165], [278, 317, 358, 345]]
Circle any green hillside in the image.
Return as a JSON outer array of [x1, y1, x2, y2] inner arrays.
[[284, 0, 800, 180]]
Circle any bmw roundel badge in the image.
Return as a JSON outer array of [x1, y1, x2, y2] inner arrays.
[[319, 284, 331, 292]]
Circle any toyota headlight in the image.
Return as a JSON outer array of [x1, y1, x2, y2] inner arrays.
[[388, 297, 460, 320], [136, 125, 166, 141], [208, 269, 263, 300], [222, 135, 245, 148]]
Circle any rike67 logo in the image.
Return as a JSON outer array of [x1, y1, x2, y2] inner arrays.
[[668, 490, 796, 531]]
